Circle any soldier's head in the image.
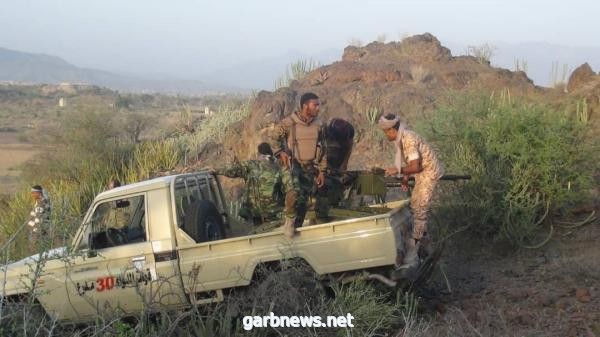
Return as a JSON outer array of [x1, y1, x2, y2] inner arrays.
[[108, 179, 121, 190], [30, 185, 43, 201], [378, 114, 401, 141], [300, 92, 320, 120], [257, 142, 273, 156]]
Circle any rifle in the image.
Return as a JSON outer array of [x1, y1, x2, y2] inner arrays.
[[340, 169, 470, 195], [384, 174, 471, 187]]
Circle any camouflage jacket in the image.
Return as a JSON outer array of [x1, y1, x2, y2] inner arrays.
[[394, 128, 444, 181], [27, 197, 51, 233], [217, 156, 284, 219]]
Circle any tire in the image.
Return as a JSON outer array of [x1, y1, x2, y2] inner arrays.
[[183, 200, 226, 243]]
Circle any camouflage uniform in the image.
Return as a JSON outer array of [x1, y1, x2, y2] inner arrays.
[[218, 155, 284, 223], [27, 196, 52, 246], [394, 128, 444, 240], [269, 112, 329, 226]]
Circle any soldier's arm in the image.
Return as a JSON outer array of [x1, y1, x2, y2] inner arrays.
[[317, 128, 328, 173], [27, 201, 48, 227], [400, 134, 423, 175], [268, 118, 292, 157], [216, 161, 250, 179], [27, 207, 38, 227]]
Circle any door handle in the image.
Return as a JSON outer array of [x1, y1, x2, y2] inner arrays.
[[131, 256, 146, 262], [132, 256, 146, 272]]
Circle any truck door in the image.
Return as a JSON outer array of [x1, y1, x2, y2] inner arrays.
[[59, 193, 157, 320]]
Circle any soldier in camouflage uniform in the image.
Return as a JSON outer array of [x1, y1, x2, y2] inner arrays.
[[269, 93, 329, 237], [27, 185, 52, 247], [217, 143, 284, 225], [378, 114, 444, 274]]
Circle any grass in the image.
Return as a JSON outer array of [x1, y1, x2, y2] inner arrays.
[[416, 91, 598, 246], [466, 43, 496, 64], [1, 258, 427, 336], [274, 59, 320, 90], [550, 61, 569, 89]]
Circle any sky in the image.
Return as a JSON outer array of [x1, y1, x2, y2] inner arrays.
[[0, 0, 599, 85]]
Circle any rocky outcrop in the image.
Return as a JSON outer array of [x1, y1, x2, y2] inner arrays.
[[216, 33, 549, 167], [567, 63, 597, 93]]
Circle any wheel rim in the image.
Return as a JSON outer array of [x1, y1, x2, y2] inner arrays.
[[204, 217, 221, 241]]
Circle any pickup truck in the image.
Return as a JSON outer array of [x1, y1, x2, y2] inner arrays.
[[1, 171, 410, 323]]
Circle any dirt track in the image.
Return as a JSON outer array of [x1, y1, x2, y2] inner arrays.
[[0, 133, 40, 194], [423, 215, 600, 337]]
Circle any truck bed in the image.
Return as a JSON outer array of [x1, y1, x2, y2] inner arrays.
[[175, 199, 410, 295]]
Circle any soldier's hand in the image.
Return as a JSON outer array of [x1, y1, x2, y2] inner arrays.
[[401, 175, 409, 192], [316, 171, 326, 188], [385, 167, 399, 176], [278, 152, 291, 169]]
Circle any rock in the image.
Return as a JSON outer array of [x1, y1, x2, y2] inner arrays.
[[567, 63, 597, 93], [575, 288, 592, 303]]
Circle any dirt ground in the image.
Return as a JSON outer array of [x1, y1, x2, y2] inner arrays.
[[422, 213, 600, 337], [0, 132, 40, 194]]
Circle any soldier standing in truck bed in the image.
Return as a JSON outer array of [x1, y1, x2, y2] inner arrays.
[[269, 92, 329, 237]]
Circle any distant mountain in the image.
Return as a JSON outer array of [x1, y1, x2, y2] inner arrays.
[[0, 47, 240, 94]]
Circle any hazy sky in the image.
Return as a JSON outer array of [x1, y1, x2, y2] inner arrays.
[[1, 0, 598, 81]]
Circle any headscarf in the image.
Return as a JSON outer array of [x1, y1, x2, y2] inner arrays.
[[378, 114, 408, 131], [378, 115, 400, 130]]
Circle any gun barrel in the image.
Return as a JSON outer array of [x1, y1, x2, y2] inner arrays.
[[440, 174, 471, 180], [384, 174, 471, 186]]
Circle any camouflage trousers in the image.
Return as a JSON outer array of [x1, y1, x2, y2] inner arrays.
[[410, 177, 439, 240], [238, 198, 282, 225], [282, 164, 329, 226], [28, 225, 51, 250]]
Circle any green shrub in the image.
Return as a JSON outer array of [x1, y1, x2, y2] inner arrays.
[[274, 59, 319, 89], [417, 92, 597, 246]]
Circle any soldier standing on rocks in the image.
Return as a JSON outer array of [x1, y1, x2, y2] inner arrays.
[[217, 143, 284, 225], [378, 114, 444, 276], [270, 92, 329, 237], [27, 185, 52, 246]]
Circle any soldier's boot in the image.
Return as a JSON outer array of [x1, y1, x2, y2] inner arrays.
[[281, 217, 296, 238], [418, 234, 434, 259]]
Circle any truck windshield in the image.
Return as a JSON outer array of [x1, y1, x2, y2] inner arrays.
[[79, 195, 147, 250]]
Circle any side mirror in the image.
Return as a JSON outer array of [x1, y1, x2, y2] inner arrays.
[[87, 250, 98, 258]]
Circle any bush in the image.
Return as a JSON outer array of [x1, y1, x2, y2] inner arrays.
[[417, 92, 598, 246]]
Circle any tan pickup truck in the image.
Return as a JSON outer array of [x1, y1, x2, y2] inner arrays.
[[1, 171, 410, 322]]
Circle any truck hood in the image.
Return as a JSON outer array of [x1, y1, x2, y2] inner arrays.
[[0, 247, 67, 296], [1, 246, 67, 271]]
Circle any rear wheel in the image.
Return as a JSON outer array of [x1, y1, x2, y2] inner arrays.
[[183, 200, 226, 243]]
